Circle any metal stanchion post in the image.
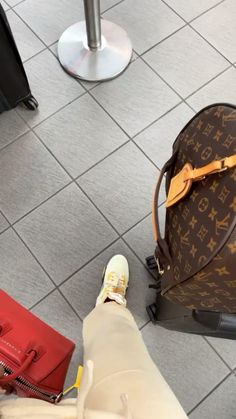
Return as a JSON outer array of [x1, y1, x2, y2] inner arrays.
[[58, 0, 132, 82]]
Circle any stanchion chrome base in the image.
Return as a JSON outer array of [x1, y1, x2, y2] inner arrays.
[[58, 20, 132, 82]]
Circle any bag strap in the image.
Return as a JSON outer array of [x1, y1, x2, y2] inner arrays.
[[152, 152, 236, 278], [0, 350, 36, 384], [152, 152, 177, 242], [186, 154, 236, 181]]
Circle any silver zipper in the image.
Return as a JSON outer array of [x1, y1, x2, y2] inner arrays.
[[0, 361, 63, 403]]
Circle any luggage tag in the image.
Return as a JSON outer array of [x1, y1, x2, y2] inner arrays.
[[63, 365, 83, 396]]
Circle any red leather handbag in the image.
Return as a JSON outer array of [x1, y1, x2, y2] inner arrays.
[[0, 290, 75, 403]]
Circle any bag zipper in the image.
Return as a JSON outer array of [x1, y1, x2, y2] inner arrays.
[[0, 361, 62, 403]]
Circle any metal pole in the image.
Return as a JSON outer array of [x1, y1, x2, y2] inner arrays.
[[84, 0, 101, 50], [58, 0, 132, 81]]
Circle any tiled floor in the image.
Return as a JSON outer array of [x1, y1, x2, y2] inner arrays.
[[0, 0, 236, 416]]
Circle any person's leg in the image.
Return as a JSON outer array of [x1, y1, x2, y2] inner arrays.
[[81, 256, 187, 419]]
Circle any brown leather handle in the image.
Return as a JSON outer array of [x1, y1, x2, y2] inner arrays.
[[152, 152, 177, 242], [0, 350, 36, 384]]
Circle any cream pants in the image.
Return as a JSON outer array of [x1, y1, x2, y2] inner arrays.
[[82, 302, 187, 419], [0, 302, 188, 419]]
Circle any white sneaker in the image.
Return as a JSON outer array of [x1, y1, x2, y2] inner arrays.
[[96, 255, 129, 306]]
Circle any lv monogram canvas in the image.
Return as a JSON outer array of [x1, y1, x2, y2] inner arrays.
[[152, 104, 236, 313]]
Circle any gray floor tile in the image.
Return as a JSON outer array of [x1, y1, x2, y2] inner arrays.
[[0, 212, 9, 234], [100, 0, 122, 12], [123, 209, 169, 263], [2, 1, 10, 11], [14, 0, 119, 46], [79, 142, 157, 234], [6, 10, 45, 62], [32, 290, 81, 340], [134, 103, 194, 169], [49, 41, 58, 55], [206, 336, 236, 370], [32, 290, 83, 390], [5, 0, 22, 6], [61, 239, 154, 328], [0, 131, 70, 223], [123, 215, 154, 262], [187, 67, 236, 111], [143, 26, 228, 98], [164, 0, 222, 21], [104, 0, 184, 54], [189, 374, 236, 419], [0, 228, 54, 307], [15, 183, 118, 284], [14, 0, 83, 45], [35, 94, 128, 178], [91, 59, 180, 137], [17, 49, 84, 127], [191, 0, 236, 63], [142, 322, 229, 412], [132, 51, 139, 61], [0, 109, 28, 150]]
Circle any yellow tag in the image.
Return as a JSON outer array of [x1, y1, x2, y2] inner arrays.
[[63, 366, 83, 396]]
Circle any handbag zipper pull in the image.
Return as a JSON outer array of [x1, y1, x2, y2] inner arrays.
[[63, 365, 83, 396]]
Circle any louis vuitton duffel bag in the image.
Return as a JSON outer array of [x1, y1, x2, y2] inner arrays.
[[146, 103, 236, 339]]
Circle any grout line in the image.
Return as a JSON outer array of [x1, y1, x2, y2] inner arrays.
[[204, 336, 234, 372], [141, 53, 233, 109], [58, 236, 120, 288], [89, 88, 133, 140], [188, 0, 227, 24], [11, 7, 50, 49], [132, 101, 190, 140], [6, 0, 26, 8], [140, 55, 188, 105], [161, 0, 227, 26], [10, 181, 73, 227], [29, 288, 57, 311], [101, 0, 125, 14], [187, 370, 232, 416], [160, 0, 233, 65], [139, 320, 150, 331], [57, 287, 84, 323], [75, 181, 121, 236], [5, 218, 85, 322], [0, 209, 11, 235], [0, 128, 31, 154], [131, 137, 162, 172], [74, 139, 131, 180], [189, 24, 233, 66], [23, 46, 48, 64], [121, 211, 152, 237], [121, 236, 157, 281], [0, 224, 11, 235], [16, 87, 87, 130], [140, 23, 188, 57], [185, 64, 233, 101], [10, 224, 58, 288], [86, 71, 180, 170]]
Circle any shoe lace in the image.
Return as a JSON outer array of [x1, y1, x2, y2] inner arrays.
[[108, 272, 126, 288]]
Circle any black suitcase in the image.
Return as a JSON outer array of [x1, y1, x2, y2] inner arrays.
[[0, 3, 38, 113]]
